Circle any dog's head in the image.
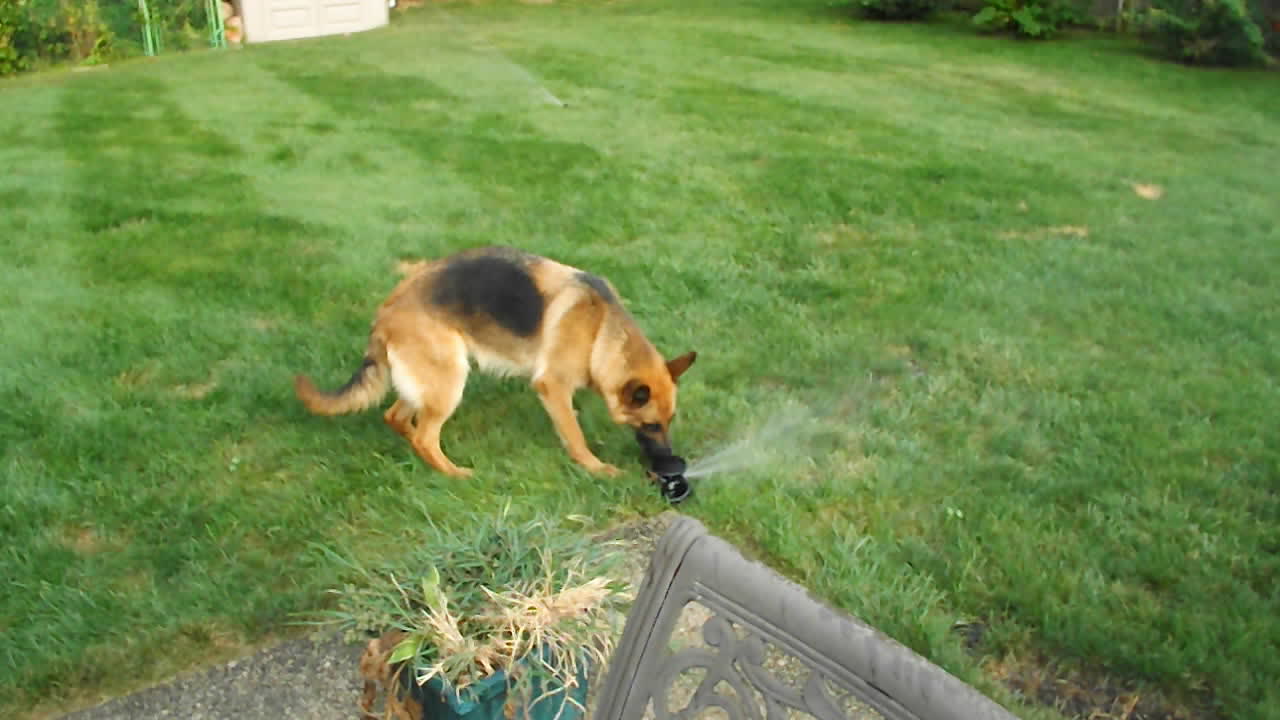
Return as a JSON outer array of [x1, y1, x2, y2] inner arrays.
[[610, 351, 697, 456]]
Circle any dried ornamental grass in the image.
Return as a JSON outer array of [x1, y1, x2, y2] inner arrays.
[[314, 505, 633, 717]]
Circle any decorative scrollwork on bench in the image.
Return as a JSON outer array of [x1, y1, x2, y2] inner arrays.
[[649, 610, 882, 720]]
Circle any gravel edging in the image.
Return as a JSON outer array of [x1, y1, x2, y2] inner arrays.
[[55, 632, 367, 720]]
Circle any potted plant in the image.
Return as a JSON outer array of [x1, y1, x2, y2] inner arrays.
[[315, 504, 633, 720]]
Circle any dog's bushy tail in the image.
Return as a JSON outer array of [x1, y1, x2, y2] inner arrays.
[[294, 337, 389, 416]]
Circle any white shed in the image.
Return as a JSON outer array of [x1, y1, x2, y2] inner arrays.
[[235, 0, 389, 44]]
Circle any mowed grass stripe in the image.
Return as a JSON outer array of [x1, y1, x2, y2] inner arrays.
[[2, 71, 297, 703], [0, 83, 106, 695], [253, 46, 693, 254], [3, 70, 394, 709], [160, 49, 487, 272]]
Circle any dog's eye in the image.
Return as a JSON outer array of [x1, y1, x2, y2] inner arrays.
[[630, 384, 650, 407], [641, 423, 662, 433]]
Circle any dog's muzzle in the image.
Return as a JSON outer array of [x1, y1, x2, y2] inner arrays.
[[634, 429, 671, 458]]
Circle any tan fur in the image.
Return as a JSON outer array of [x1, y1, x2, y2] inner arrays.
[[294, 247, 697, 477]]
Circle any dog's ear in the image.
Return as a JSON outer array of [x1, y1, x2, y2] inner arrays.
[[622, 379, 651, 408], [666, 351, 697, 383]]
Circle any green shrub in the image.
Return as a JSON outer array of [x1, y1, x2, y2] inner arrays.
[[1, 0, 35, 75], [59, 0, 113, 63], [0, 0, 75, 76], [0, 0, 214, 75], [1144, 0, 1268, 65], [1, 27, 27, 76], [0, 0, 117, 75], [973, 0, 1083, 37], [849, 0, 939, 22]]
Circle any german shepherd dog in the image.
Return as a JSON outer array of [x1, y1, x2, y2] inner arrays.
[[294, 247, 697, 477]]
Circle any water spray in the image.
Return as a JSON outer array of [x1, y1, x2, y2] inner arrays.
[[636, 388, 871, 502]]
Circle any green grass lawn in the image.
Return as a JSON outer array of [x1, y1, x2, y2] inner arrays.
[[2, 1, 1277, 717]]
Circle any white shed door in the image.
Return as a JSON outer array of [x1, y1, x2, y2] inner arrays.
[[244, 0, 388, 43]]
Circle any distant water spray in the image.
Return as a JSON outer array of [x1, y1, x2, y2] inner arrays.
[[429, 4, 566, 107], [684, 405, 822, 480], [683, 390, 870, 483]]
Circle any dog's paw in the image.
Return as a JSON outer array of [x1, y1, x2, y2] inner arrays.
[[573, 453, 621, 477], [592, 462, 622, 477]]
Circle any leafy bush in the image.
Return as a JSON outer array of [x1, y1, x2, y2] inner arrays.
[[972, 0, 1083, 37], [0, 0, 213, 76], [0, 0, 115, 75], [1144, 0, 1268, 66], [59, 0, 114, 63], [848, 0, 939, 22], [1, 12, 28, 76], [1, 0, 42, 76]]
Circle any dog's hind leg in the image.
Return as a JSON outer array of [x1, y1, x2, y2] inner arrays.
[[382, 398, 415, 439], [386, 328, 472, 477]]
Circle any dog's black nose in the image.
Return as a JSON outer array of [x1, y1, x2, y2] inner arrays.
[[634, 429, 669, 458]]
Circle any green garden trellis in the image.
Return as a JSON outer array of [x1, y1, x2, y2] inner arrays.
[[204, 0, 227, 49], [137, 0, 160, 56], [136, 0, 227, 56]]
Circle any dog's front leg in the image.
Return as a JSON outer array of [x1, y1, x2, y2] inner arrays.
[[533, 376, 620, 476]]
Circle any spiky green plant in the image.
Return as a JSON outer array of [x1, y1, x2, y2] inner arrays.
[[313, 504, 633, 718]]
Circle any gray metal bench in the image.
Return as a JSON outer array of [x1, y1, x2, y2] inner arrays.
[[594, 515, 1019, 720]]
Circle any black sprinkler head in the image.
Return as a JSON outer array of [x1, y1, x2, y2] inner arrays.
[[656, 473, 691, 504], [660, 474, 691, 502], [635, 432, 693, 504], [646, 453, 691, 504]]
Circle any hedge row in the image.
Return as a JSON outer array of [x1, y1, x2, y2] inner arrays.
[[1, 0, 213, 76], [846, 0, 1276, 66]]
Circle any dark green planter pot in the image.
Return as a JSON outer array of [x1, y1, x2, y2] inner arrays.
[[398, 654, 590, 720]]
